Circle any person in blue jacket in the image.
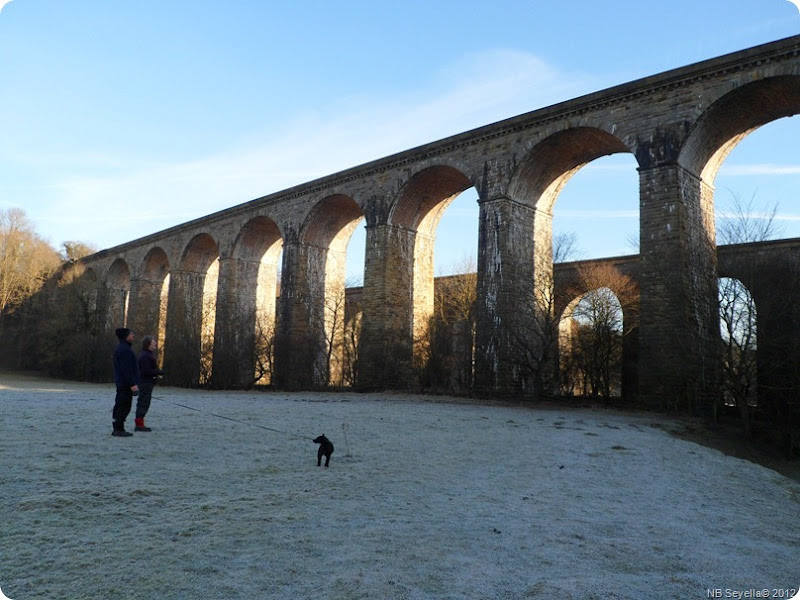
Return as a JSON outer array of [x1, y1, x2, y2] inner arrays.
[[112, 327, 140, 437]]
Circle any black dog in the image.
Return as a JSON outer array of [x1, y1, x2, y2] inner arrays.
[[313, 434, 334, 467]]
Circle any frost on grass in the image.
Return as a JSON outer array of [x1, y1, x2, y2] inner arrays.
[[1, 374, 798, 600]]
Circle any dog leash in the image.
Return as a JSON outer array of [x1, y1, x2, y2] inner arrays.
[[152, 395, 314, 441]]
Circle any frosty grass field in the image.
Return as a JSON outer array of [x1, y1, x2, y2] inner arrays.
[[1, 372, 798, 600]]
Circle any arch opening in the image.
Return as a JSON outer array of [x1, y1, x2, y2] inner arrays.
[[301, 195, 365, 387], [139, 247, 171, 362], [558, 286, 625, 399], [553, 153, 641, 260], [683, 78, 800, 427], [498, 128, 638, 397], [680, 76, 800, 184], [555, 260, 638, 401], [390, 165, 477, 391], [106, 259, 131, 329], [714, 116, 800, 245], [164, 233, 220, 387], [510, 127, 637, 280], [232, 216, 283, 386], [509, 127, 632, 212]]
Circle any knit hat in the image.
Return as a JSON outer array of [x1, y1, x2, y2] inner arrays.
[[115, 327, 132, 340]]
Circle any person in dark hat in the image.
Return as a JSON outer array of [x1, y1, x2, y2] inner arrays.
[[112, 327, 140, 437]]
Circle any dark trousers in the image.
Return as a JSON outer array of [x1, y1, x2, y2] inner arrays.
[[136, 381, 155, 419], [112, 387, 133, 430]]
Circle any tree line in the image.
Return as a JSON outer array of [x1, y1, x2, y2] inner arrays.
[[0, 208, 100, 378]]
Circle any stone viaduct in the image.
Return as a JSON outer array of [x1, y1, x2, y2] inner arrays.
[[78, 35, 800, 412]]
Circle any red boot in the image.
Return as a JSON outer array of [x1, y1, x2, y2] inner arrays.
[[134, 417, 152, 432]]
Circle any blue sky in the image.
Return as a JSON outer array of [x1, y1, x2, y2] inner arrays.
[[0, 1, 798, 282]]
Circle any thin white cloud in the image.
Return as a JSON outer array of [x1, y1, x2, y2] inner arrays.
[[0, 149, 136, 171], [718, 163, 800, 176], [557, 210, 639, 219], [444, 207, 480, 218], [580, 162, 638, 173], [716, 211, 800, 222]]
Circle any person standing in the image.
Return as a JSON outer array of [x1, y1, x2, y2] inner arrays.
[[135, 335, 163, 432], [112, 327, 139, 437]]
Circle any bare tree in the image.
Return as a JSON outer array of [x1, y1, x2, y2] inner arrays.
[[253, 314, 275, 386], [560, 263, 637, 400], [3, 259, 108, 381], [0, 208, 61, 318], [315, 284, 348, 386], [717, 192, 783, 246], [48, 262, 106, 380], [61, 240, 98, 262], [197, 262, 219, 387], [311, 278, 364, 388], [340, 309, 361, 387], [563, 264, 636, 400], [429, 256, 477, 393], [553, 231, 582, 263], [718, 277, 757, 435], [716, 192, 782, 437], [501, 234, 581, 399]]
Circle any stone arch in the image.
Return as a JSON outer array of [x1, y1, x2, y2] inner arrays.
[[509, 127, 636, 271], [509, 126, 634, 212], [106, 259, 130, 287], [74, 265, 99, 311], [217, 216, 283, 387], [557, 292, 586, 396], [164, 233, 220, 387], [80, 267, 100, 337], [180, 233, 219, 274], [105, 258, 131, 329], [302, 194, 363, 251], [389, 165, 475, 345], [391, 165, 475, 233], [142, 247, 170, 280], [644, 76, 800, 413], [675, 76, 800, 287], [298, 194, 364, 386], [235, 216, 283, 263], [680, 76, 800, 184], [132, 247, 171, 358], [476, 128, 637, 395], [557, 285, 627, 398]]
